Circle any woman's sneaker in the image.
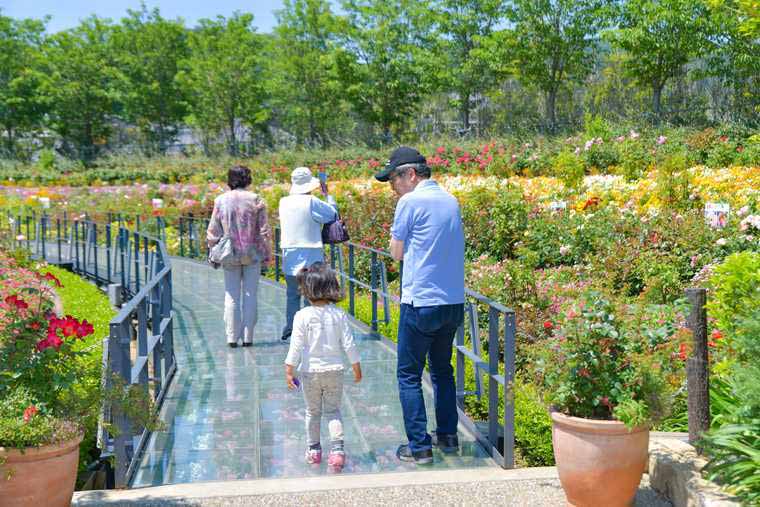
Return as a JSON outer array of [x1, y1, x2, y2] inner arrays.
[[305, 448, 322, 464], [327, 450, 345, 469]]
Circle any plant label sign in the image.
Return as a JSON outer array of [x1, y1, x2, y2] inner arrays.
[[705, 202, 729, 228], [550, 201, 567, 211]]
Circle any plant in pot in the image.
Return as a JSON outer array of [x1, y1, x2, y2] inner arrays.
[[0, 268, 161, 507], [534, 290, 689, 507]]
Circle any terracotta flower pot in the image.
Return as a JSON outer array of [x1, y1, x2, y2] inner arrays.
[[0, 434, 83, 507], [551, 411, 649, 507]]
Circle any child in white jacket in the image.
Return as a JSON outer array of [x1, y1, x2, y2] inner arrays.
[[285, 262, 362, 470]]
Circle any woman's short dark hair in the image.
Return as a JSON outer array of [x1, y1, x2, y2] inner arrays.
[[228, 165, 252, 190], [296, 262, 343, 303]]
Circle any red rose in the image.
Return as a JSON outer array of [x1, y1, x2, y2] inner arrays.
[[543, 321, 554, 330], [711, 329, 722, 341], [42, 272, 63, 288], [23, 405, 38, 423], [4, 295, 29, 310], [76, 319, 94, 338], [60, 316, 78, 337], [678, 343, 688, 361]]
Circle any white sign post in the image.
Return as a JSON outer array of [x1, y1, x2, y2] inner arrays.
[[705, 202, 730, 228]]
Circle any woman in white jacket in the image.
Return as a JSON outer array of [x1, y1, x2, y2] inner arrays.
[[278, 167, 336, 341]]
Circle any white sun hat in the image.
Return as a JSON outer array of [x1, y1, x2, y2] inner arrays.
[[289, 166, 321, 195]]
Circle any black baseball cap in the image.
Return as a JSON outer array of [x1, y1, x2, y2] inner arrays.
[[374, 146, 427, 182]]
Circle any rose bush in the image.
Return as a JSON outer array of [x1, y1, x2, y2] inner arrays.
[[531, 290, 691, 428]]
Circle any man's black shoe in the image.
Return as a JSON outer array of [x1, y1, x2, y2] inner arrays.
[[432, 433, 459, 453], [242, 342, 252, 347], [228, 342, 238, 348], [396, 444, 433, 464], [280, 332, 291, 342]]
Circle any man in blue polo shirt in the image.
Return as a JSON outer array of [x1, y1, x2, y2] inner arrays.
[[375, 146, 465, 464]]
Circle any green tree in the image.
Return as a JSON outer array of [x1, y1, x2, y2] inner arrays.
[[269, 0, 345, 147], [498, 0, 613, 133], [179, 13, 269, 156], [112, 6, 189, 154], [337, 0, 437, 143], [704, 1, 760, 125], [436, 0, 504, 132], [42, 17, 122, 163], [607, 0, 712, 124], [0, 13, 48, 159]]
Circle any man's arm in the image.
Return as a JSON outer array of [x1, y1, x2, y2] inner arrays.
[[390, 238, 404, 261]]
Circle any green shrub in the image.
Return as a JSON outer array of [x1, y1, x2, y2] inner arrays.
[[655, 151, 694, 210], [460, 185, 528, 260], [553, 150, 585, 189], [706, 251, 760, 338], [514, 379, 554, 466], [583, 142, 620, 172], [702, 422, 760, 505], [617, 138, 652, 181]]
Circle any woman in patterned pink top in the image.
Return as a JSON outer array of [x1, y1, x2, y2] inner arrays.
[[207, 166, 272, 348]]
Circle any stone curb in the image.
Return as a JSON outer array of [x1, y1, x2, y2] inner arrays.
[[648, 434, 741, 507], [73, 467, 559, 505]]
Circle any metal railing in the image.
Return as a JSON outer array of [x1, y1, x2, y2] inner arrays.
[[174, 215, 516, 468], [2, 212, 176, 487]]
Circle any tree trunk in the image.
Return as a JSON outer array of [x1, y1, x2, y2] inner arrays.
[[382, 124, 392, 145], [546, 89, 557, 133], [228, 115, 237, 156], [4, 126, 14, 157], [652, 82, 663, 126], [460, 92, 471, 132]]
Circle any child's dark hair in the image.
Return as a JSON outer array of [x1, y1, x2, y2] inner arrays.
[[296, 262, 343, 303]]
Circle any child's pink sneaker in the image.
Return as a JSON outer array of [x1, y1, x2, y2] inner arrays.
[[305, 448, 322, 464], [328, 450, 345, 469]]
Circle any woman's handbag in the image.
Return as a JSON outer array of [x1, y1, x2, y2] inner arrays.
[[322, 212, 350, 244], [208, 235, 234, 265], [208, 201, 235, 265]]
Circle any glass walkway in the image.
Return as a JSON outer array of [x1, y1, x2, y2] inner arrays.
[[130, 257, 495, 487]]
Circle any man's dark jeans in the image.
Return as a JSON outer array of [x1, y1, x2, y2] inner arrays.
[[397, 303, 464, 453]]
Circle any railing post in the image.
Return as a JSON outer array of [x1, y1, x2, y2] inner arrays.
[[106, 223, 112, 284], [348, 244, 355, 317], [503, 311, 516, 468], [455, 323, 465, 409], [370, 251, 378, 331], [179, 217, 184, 257], [134, 232, 141, 292], [487, 307, 499, 461], [74, 221, 80, 273], [109, 320, 133, 488], [25, 215, 30, 251], [41, 214, 47, 260], [143, 233, 149, 283], [274, 227, 281, 282], [119, 228, 127, 291], [686, 287, 709, 452], [93, 223, 99, 283], [56, 217, 62, 263]]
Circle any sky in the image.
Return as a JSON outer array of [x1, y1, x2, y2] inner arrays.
[[0, 0, 297, 34]]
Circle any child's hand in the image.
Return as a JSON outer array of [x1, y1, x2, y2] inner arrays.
[[352, 363, 362, 383], [286, 373, 297, 390]]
